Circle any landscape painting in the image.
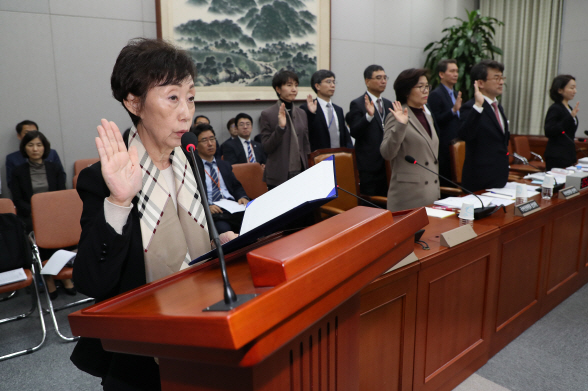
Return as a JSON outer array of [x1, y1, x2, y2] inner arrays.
[[157, 0, 331, 102]]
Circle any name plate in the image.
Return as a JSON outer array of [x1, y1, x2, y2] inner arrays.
[[558, 186, 580, 199], [514, 200, 541, 217], [382, 252, 419, 275], [440, 225, 477, 248]]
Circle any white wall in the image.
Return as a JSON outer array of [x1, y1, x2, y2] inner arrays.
[[0, 0, 476, 195], [559, 0, 588, 138]]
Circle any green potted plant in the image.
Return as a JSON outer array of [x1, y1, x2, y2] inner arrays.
[[424, 9, 504, 100]]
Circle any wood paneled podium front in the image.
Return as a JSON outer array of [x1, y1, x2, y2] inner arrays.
[[69, 206, 428, 391]]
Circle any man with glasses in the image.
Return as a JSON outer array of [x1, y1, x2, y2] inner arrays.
[[300, 69, 353, 151], [459, 60, 510, 192], [428, 59, 462, 186], [345, 65, 393, 197], [221, 113, 266, 166], [193, 123, 249, 234]]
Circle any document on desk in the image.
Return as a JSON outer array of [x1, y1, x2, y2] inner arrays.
[[214, 199, 245, 214], [483, 183, 540, 199], [425, 207, 455, 218], [435, 194, 514, 209]]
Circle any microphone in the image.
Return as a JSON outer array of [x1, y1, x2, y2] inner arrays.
[[181, 132, 254, 311], [404, 155, 499, 220], [513, 152, 542, 170], [335, 185, 384, 209]]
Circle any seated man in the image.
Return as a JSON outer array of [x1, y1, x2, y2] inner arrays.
[[221, 113, 266, 166], [194, 124, 250, 234], [6, 120, 64, 189]]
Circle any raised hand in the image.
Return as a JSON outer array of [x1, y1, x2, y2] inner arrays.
[[572, 101, 580, 118], [389, 101, 408, 124], [306, 94, 317, 114], [278, 103, 287, 128], [473, 81, 484, 108], [364, 95, 375, 117], [453, 91, 462, 113], [96, 119, 142, 207]]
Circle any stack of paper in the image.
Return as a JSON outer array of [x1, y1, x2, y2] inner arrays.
[[0, 268, 27, 286], [435, 194, 514, 209], [425, 207, 456, 218], [482, 182, 540, 200]]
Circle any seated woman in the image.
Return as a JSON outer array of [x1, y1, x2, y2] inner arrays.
[[10, 130, 74, 299], [380, 68, 440, 212], [544, 74, 579, 171], [70, 38, 235, 391]]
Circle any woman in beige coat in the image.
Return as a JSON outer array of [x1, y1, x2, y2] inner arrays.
[[380, 68, 440, 212]]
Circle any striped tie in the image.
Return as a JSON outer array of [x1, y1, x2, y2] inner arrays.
[[205, 161, 222, 201], [246, 141, 256, 163]]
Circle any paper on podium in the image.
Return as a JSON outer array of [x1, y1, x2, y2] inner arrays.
[[190, 157, 337, 264]]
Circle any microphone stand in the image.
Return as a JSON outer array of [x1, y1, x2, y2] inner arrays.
[[185, 143, 256, 311]]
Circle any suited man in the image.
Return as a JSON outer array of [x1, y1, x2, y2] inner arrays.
[[300, 69, 353, 151], [220, 117, 237, 154], [427, 59, 462, 185], [381, 68, 440, 212], [260, 70, 310, 190], [221, 113, 267, 166], [194, 124, 249, 234], [459, 60, 510, 192], [346, 65, 393, 196]]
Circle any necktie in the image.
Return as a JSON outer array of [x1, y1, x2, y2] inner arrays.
[[376, 98, 384, 121], [491, 101, 503, 132], [245, 140, 255, 163], [205, 161, 222, 202], [326, 103, 340, 148]]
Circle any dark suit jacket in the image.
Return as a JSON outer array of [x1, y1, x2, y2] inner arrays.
[[195, 158, 248, 202], [260, 101, 310, 187], [346, 93, 392, 195], [6, 149, 64, 189], [428, 85, 461, 182], [10, 161, 66, 218], [458, 99, 510, 192], [299, 100, 353, 151], [221, 137, 267, 165], [544, 102, 578, 169]]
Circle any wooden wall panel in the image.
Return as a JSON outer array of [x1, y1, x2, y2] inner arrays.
[[546, 210, 583, 294]]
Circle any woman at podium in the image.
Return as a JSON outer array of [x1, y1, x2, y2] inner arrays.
[[70, 38, 230, 391]]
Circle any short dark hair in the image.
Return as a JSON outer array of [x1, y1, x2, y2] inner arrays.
[[192, 123, 215, 139], [310, 69, 335, 93], [20, 130, 50, 160], [235, 113, 253, 126], [393, 68, 429, 104], [470, 59, 504, 85], [437, 59, 457, 74], [272, 70, 299, 98], [194, 115, 209, 125], [111, 38, 196, 126], [16, 120, 38, 136], [364, 65, 384, 80], [226, 118, 236, 130], [549, 74, 575, 103]]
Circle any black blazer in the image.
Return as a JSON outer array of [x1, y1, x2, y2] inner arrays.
[[345, 93, 393, 174], [195, 158, 248, 202], [544, 102, 578, 168], [221, 137, 267, 165], [10, 160, 66, 218], [299, 100, 353, 151], [458, 99, 510, 192]]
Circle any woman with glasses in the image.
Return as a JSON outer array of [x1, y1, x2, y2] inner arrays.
[[380, 68, 440, 212], [544, 74, 580, 171]]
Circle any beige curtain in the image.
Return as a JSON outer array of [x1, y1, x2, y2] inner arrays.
[[480, 0, 563, 135]]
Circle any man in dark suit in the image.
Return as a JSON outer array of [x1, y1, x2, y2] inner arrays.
[[427, 59, 462, 185], [300, 69, 353, 151], [458, 60, 510, 192], [345, 65, 393, 196], [194, 124, 249, 234], [221, 113, 266, 166]]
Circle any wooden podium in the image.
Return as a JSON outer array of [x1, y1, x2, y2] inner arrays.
[[69, 206, 428, 390]]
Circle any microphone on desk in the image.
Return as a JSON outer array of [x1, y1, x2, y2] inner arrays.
[[181, 132, 255, 311], [403, 155, 500, 220], [513, 152, 543, 171]]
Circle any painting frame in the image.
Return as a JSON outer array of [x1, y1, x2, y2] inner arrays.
[[156, 0, 331, 103]]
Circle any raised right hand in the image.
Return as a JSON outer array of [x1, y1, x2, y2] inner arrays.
[[278, 103, 287, 128], [96, 119, 142, 207], [364, 95, 375, 117], [572, 101, 580, 118], [473, 81, 484, 108]]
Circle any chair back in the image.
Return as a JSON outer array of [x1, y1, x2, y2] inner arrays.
[[513, 136, 532, 160], [31, 190, 82, 249], [449, 141, 466, 184], [0, 199, 16, 214], [231, 163, 267, 200], [73, 158, 99, 176], [308, 148, 359, 212]]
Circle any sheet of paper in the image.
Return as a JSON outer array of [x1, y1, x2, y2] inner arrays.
[[213, 199, 245, 214], [41, 249, 76, 275], [240, 159, 336, 234], [425, 207, 456, 218], [435, 194, 514, 209], [484, 184, 540, 199], [523, 171, 568, 185], [0, 268, 27, 286]]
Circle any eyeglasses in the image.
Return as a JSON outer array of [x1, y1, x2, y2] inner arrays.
[[322, 79, 336, 85], [198, 137, 216, 144], [237, 122, 252, 127], [413, 84, 431, 93], [487, 75, 506, 82], [370, 76, 389, 81]]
